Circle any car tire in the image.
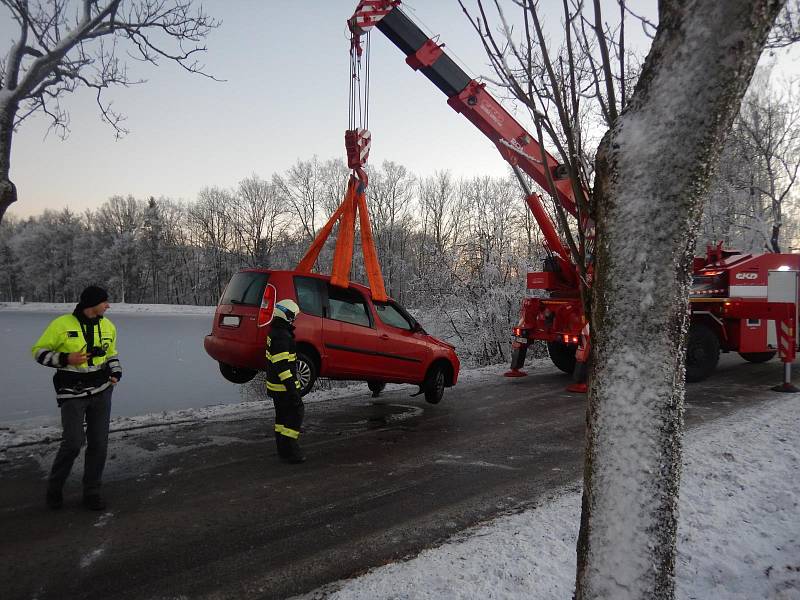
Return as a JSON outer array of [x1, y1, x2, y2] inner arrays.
[[423, 365, 446, 404], [739, 351, 777, 363], [367, 381, 386, 397], [547, 341, 577, 374], [219, 362, 258, 384], [296, 351, 318, 397], [685, 323, 720, 383]]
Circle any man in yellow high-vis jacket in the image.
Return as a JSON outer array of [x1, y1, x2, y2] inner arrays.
[[32, 285, 122, 511], [265, 298, 305, 464]]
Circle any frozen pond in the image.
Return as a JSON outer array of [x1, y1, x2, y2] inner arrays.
[[0, 309, 245, 427]]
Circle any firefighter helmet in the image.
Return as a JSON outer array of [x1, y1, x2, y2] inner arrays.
[[273, 298, 300, 323]]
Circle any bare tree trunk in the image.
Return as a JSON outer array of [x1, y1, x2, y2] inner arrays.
[[0, 97, 18, 222], [576, 1, 785, 599], [771, 223, 781, 253]]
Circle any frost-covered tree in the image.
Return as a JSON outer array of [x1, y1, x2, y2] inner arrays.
[[0, 0, 219, 223], [0, 214, 18, 300], [230, 175, 286, 268], [587, 2, 787, 598], [10, 208, 84, 301], [703, 74, 800, 253], [365, 161, 416, 300], [318, 158, 351, 219], [273, 157, 327, 242], [189, 186, 235, 300], [461, 0, 792, 597], [735, 74, 799, 252], [141, 197, 164, 302]]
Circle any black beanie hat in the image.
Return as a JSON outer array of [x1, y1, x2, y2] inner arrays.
[[77, 285, 109, 309]]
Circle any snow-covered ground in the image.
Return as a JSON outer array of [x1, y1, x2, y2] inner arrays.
[[293, 394, 800, 600], [2, 303, 798, 599]]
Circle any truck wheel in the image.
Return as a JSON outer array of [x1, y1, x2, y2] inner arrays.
[[423, 365, 446, 404], [547, 341, 577, 374], [296, 351, 318, 397], [219, 362, 257, 384], [685, 324, 720, 382], [739, 351, 777, 364], [367, 381, 386, 397]]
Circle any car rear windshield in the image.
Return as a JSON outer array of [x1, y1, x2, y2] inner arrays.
[[219, 272, 270, 306]]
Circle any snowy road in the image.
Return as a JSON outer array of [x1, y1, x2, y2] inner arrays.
[[0, 353, 784, 600]]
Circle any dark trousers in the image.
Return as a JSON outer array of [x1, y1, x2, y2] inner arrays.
[[271, 392, 304, 437], [47, 387, 113, 495]]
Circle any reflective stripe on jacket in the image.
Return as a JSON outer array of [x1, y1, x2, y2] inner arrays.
[[265, 321, 300, 394]]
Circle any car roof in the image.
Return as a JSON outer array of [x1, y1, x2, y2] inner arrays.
[[237, 269, 380, 300]]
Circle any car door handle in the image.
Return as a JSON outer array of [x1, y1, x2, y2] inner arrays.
[[379, 334, 389, 340]]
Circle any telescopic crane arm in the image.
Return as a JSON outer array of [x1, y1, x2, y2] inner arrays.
[[349, 1, 578, 284]]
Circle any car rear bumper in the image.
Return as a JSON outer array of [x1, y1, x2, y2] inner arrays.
[[204, 334, 266, 370]]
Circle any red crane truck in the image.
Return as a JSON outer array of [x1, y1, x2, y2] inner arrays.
[[348, 0, 799, 384]]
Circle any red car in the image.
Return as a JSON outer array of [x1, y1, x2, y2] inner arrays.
[[204, 270, 460, 403]]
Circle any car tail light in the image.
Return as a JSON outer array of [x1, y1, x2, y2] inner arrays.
[[257, 284, 277, 328]]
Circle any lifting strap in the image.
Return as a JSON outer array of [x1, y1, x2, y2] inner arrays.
[[295, 176, 388, 302]]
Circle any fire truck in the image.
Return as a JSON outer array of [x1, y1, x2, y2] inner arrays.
[[348, 1, 799, 384]]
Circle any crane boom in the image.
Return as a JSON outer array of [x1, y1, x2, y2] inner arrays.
[[349, 2, 577, 271]]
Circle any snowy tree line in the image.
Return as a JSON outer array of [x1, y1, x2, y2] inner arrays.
[[0, 75, 796, 366], [0, 161, 544, 365]]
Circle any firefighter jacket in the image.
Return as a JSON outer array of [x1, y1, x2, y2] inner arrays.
[[265, 319, 301, 397], [32, 310, 122, 403]]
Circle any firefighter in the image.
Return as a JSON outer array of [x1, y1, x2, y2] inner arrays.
[[32, 285, 123, 511], [266, 298, 306, 464]]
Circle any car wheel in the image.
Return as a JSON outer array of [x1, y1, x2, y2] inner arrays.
[[296, 351, 318, 397], [219, 362, 258, 384], [367, 381, 386, 397], [547, 341, 577, 374], [423, 365, 446, 404], [685, 323, 720, 383], [739, 351, 777, 364]]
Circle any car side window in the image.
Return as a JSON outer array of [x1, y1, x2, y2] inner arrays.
[[294, 276, 324, 317], [327, 285, 372, 328], [374, 302, 413, 331]]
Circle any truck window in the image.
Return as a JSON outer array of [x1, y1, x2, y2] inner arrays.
[[220, 272, 270, 306], [374, 302, 413, 331], [327, 286, 372, 327], [294, 276, 325, 317]]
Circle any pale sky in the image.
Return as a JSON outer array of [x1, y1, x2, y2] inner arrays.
[[2, 1, 796, 219]]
